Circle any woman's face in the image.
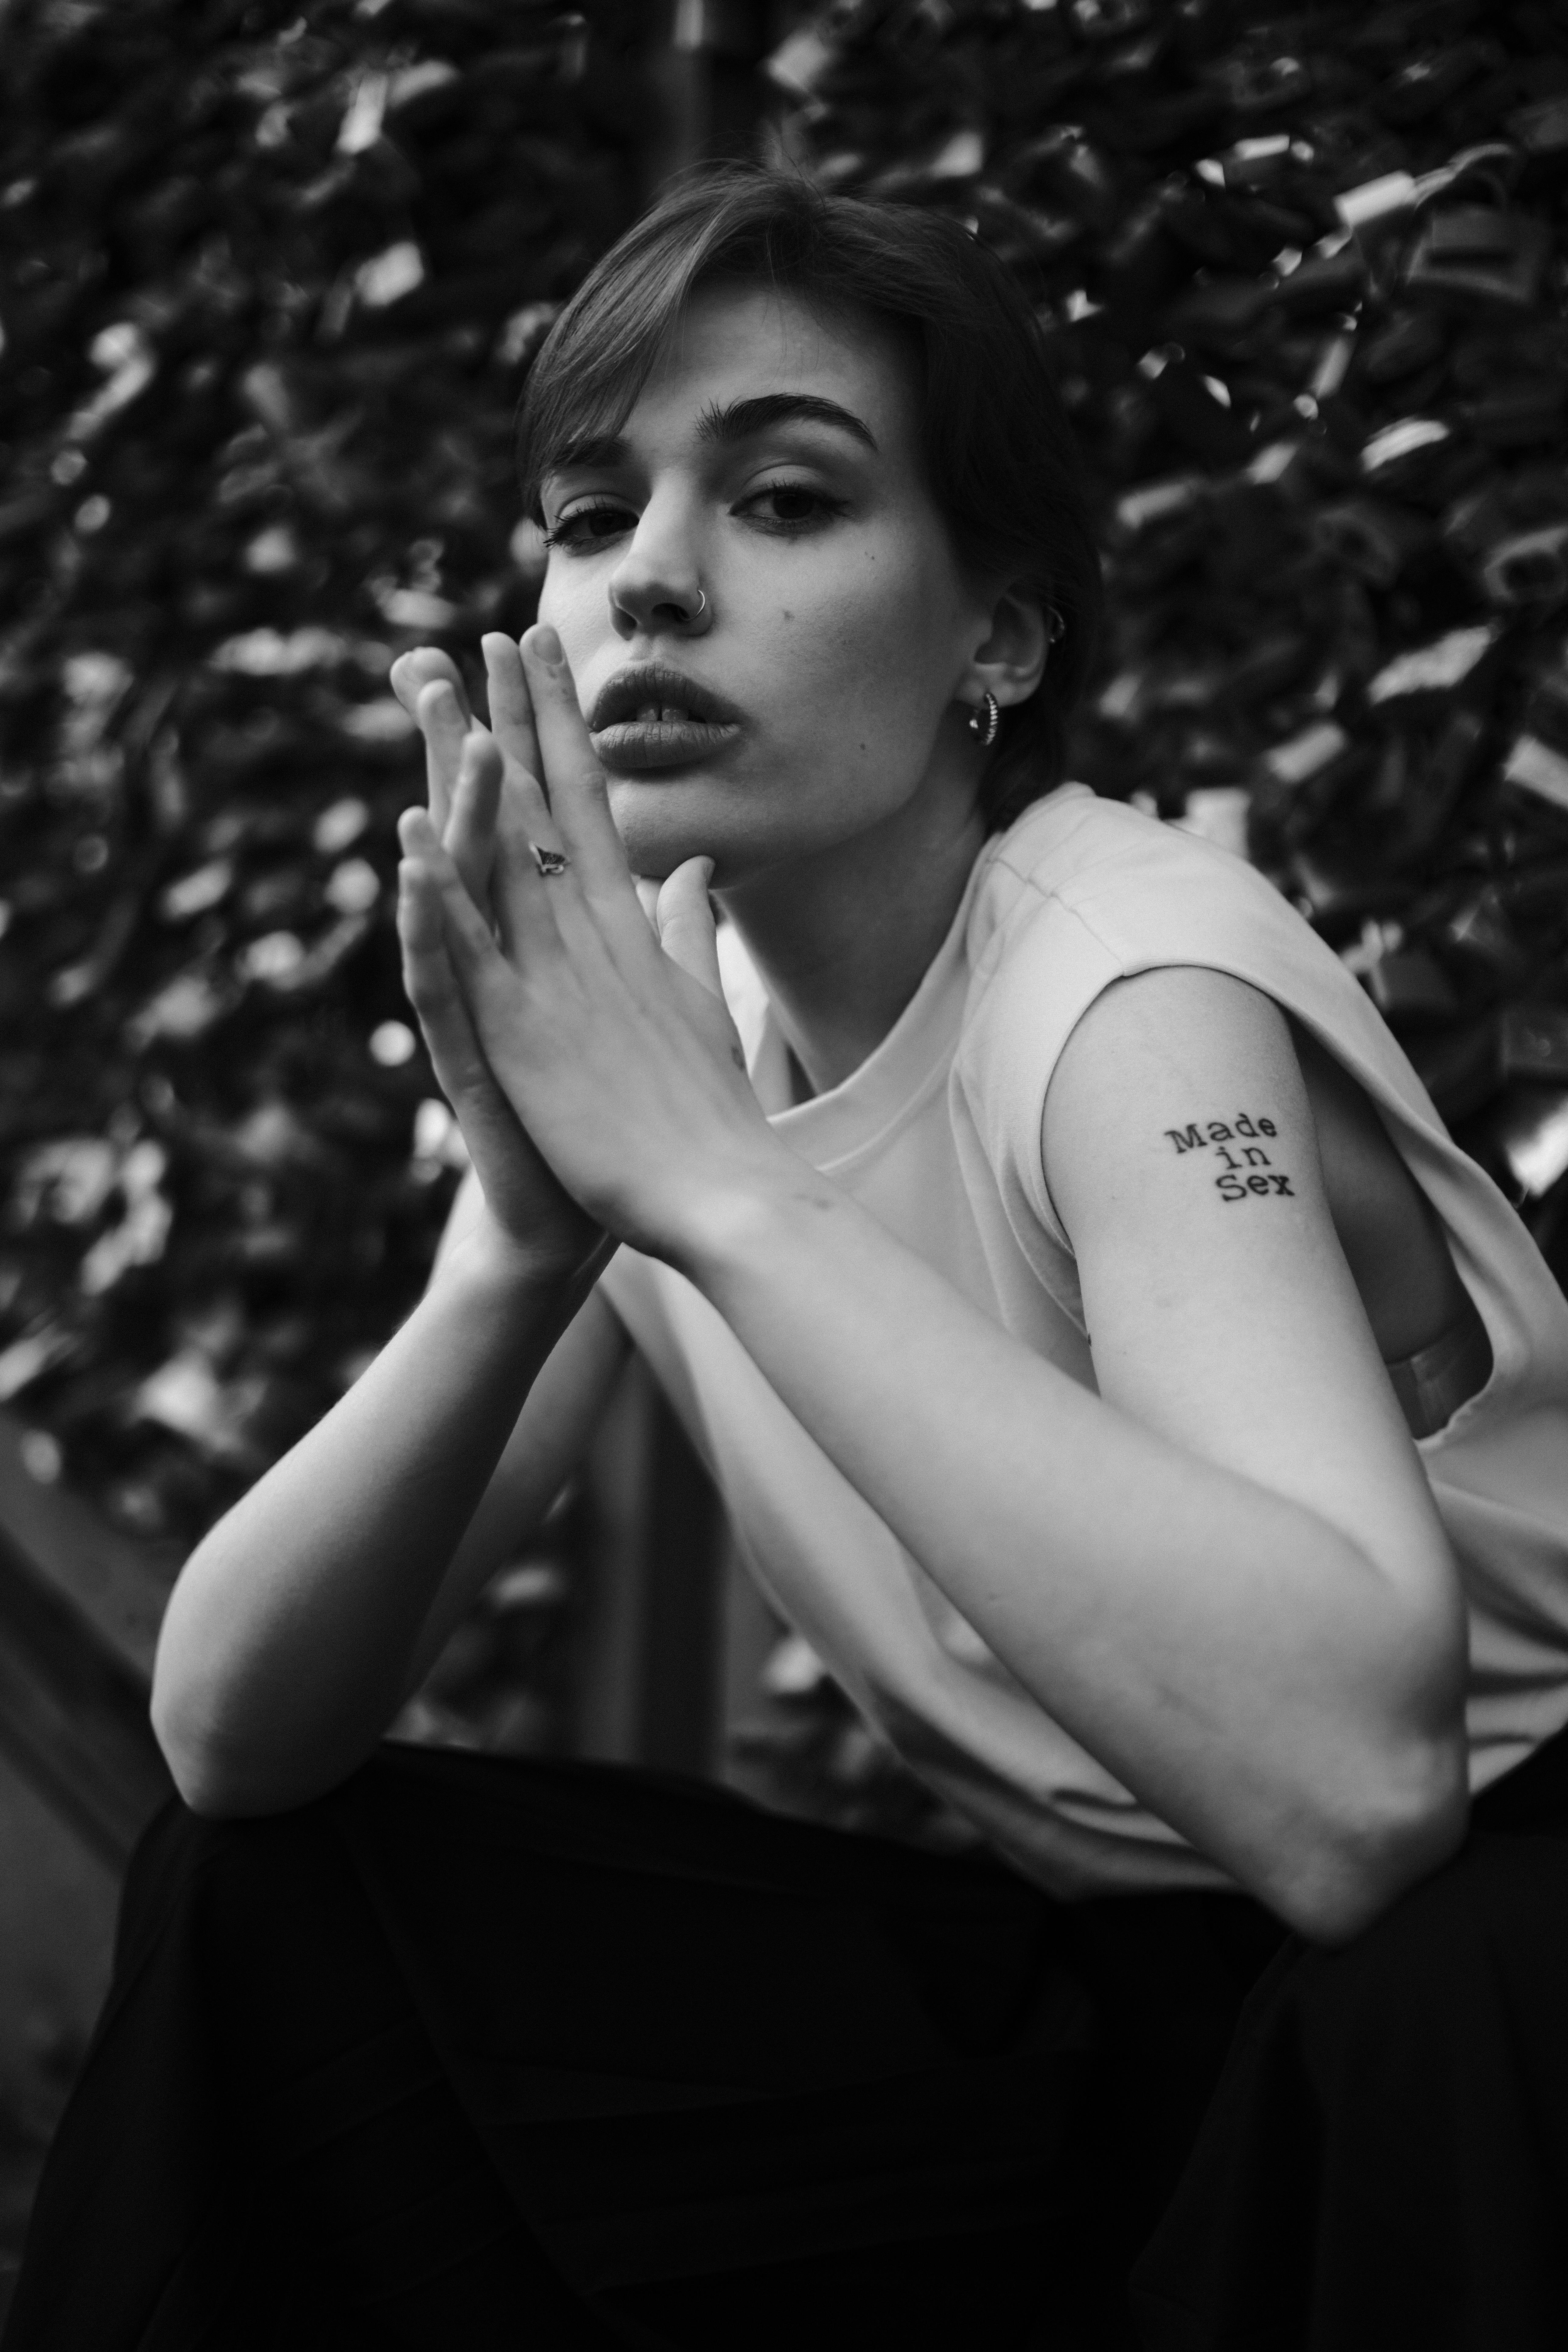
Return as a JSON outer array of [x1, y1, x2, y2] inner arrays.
[[535, 282, 995, 884]]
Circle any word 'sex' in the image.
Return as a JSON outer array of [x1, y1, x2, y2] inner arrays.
[[1164, 1114, 1295, 1204]]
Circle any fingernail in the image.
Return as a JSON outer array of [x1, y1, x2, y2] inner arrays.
[[530, 624, 563, 666], [697, 857, 715, 887]]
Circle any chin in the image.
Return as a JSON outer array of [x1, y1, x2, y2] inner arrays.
[[607, 765, 904, 887], [607, 775, 754, 883]]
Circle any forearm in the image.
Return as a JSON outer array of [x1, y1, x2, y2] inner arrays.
[[681, 1174, 1467, 1934], [151, 1221, 583, 1815]]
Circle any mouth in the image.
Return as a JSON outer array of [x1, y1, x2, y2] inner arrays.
[[588, 663, 743, 773]]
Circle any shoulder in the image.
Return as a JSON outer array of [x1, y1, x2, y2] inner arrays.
[[966, 785, 1305, 981], [960, 782, 1375, 1078], [957, 787, 1321, 1093]]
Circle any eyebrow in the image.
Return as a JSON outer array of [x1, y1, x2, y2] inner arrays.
[[549, 391, 878, 477], [696, 393, 879, 452]]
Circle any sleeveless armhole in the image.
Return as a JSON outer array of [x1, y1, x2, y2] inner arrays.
[[954, 800, 1568, 1440]]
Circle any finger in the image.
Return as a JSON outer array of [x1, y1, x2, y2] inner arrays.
[[445, 728, 503, 917], [491, 768, 568, 959], [519, 624, 641, 908], [654, 858, 724, 1000], [415, 678, 474, 838], [397, 859, 521, 1157], [400, 805, 542, 1000], [391, 647, 474, 726], [481, 633, 543, 789], [397, 853, 483, 1072]]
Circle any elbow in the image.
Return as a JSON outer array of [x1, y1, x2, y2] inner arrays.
[[1267, 1730, 1471, 1948], [151, 1676, 286, 1820], [151, 1684, 244, 1819], [151, 1674, 380, 1821]]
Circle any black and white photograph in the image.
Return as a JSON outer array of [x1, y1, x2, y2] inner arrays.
[[2, 1, 1568, 2343]]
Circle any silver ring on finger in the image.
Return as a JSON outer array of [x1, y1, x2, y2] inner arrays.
[[530, 842, 570, 877]]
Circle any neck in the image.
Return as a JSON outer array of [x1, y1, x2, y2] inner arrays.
[[718, 778, 989, 1099]]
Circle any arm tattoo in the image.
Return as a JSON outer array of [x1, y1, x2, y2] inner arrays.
[[1162, 1114, 1296, 1202]]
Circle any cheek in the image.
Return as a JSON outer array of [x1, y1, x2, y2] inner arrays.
[[535, 566, 606, 674], [775, 543, 960, 751]]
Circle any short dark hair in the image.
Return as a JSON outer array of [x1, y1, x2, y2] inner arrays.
[[516, 166, 1102, 831]]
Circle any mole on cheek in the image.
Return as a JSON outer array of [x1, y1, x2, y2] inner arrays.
[[781, 609, 794, 622]]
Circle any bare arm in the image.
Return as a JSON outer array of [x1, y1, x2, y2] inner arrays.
[[405, 627, 1469, 1943], [680, 969, 1468, 1942], [151, 1213, 627, 1817], [152, 643, 632, 1818]]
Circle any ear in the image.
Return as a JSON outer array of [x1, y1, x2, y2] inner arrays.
[[962, 585, 1053, 715]]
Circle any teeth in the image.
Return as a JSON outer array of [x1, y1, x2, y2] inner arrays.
[[632, 703, 692, 723]]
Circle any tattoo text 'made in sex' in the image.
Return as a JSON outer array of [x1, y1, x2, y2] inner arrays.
[[1164, 1114, 1295, 1203]]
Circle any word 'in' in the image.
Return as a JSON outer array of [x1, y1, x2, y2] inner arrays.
[[1162, 1113, 1295, 1204]]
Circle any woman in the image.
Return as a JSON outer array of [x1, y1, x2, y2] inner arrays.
[[9, 167, 1568, 2352]]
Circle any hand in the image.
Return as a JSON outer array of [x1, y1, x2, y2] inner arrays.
[[392, 638, 607, 1286], [395, 625, 788, 1265]]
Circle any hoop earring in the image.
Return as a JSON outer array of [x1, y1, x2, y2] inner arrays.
[[968, 691, 1000, 748]]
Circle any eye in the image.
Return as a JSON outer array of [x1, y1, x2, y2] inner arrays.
[[740, 482, 847, 533], [541, 502, 632, 553]]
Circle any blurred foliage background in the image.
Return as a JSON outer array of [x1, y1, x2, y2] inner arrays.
[[0, 0, 648, 1564]]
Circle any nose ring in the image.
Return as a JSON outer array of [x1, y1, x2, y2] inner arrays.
[[689, 587, 708, 620]]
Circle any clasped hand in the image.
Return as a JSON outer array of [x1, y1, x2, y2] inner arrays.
[[389, 625, 779, 1280]]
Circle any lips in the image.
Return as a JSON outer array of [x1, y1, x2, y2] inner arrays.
[[588, 663, 743, 773], [588, 663, 744, 732]]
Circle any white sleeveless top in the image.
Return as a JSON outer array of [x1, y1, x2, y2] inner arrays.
[[601, 787, 1568, 1899]]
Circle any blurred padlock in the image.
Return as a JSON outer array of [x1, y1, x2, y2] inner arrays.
[[1265, 244, 1367, 317], [1358, 412, 1459, 498], [1337, 170, 1419, 238], [1010, 122, 1120, 229], [1508, 93, 1568, 167], [1311, 495, 1432, 586], [1360, 306, 1447, 383], [1069, 0, 1153, 39], [1209, 49, 1314, 120], [1365, 621, 1500, 716], [1480, 521, 1568, 608], [1403, 204, 1549, 312]]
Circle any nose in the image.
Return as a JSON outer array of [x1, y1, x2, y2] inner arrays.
[[607, 501, 712, 638]]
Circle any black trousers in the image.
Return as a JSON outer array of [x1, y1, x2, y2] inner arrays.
[[5, 1729, 1568, 2351]]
